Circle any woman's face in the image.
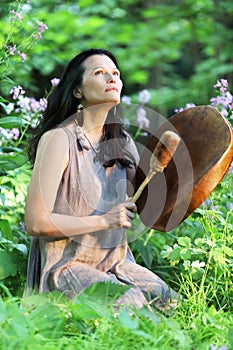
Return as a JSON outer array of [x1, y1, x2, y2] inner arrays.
[[77, 54, 123, 107]]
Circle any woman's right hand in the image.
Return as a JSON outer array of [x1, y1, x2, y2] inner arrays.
[[103, 200, 137, 229]]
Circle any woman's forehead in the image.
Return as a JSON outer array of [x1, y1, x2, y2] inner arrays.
[[83, 54, 117, 70]]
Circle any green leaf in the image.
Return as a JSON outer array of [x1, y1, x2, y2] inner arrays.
[[178, 236, 191, 248], [0, 116, 27, 129], [0, 153, 28, 172], [140, 244, 153, 268], [0, 250, 18, 279], [180, 248, 191, 260], [0, 296, 7, 323], [212, 249, 225, 264], [0, 219, 13, 240], [78, 281, 130, 303], [28, 303, 66, 338], [228, 328, 233, 350], [222, 245, 233, 257], [118, 309, 139, 330]]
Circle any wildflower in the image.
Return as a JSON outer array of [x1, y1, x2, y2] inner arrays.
[[138, 89, 151, 105], [136, 107, 150, 129], [202, 198, 211, 208], [5, 103, 15, 114], [191, 260, 205, 268], [214, 79, 228, 92], [210, 82, 233, 122], [32, 21, 48, 39], [10, 128, 20, 140], [227, 202, 233, 211], [10, 85, 25, 100], [210, 345, 217, 350], [10, 10, 22, 22], [185, 102, 196, 109], [39, 97, 47, 110], [5, 44, 17, 55], [51, 78, 60, 87], [16, 95, 31, 114], [0, 127, 14, 141], [121, 95, 131, 105], [17, 50, 26, 62], [174, 107, 184, 113], [16, 95, 47, 119], [19, 221, 25, 232], [174, 103, 195, 113]]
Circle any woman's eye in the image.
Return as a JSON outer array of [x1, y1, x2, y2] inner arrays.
[[95, 70, 104, 75], [113, 70, 120, 76]]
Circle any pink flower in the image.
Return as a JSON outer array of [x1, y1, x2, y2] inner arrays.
[[10, 86, 25, 100], [5, 44, 17, 55], [10, 10, 22, 22], [17, 51, 26, 62], [32, 21, 48, 40], [10, 128, 20, 140], [214, 79, 228, 90], [51, 78, 60, 87]]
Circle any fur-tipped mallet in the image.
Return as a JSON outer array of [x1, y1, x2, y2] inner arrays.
[[132, 130, 181, 203]]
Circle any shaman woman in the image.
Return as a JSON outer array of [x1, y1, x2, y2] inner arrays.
[[25, 48, 178, 310]]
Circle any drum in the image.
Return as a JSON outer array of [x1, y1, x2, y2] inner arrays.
[[135, 106, 233, 232]]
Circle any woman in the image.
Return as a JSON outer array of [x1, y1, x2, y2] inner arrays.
[[25, 48, 179, 310]]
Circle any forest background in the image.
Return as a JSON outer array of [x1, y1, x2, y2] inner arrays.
[[0, 1, 233, 349]]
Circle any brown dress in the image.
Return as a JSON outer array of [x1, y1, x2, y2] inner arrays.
[[26, 127, 178, 309]]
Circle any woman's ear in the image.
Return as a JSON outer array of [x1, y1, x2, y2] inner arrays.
[[73, 86, 82, 99]]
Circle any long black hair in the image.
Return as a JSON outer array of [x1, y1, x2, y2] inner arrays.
[[28, 48, 133, 168]]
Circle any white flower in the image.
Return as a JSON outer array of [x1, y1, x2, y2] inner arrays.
[[138, 89, 151, 105], [136, 107, 150, 129], [191, 260, 205, 268]]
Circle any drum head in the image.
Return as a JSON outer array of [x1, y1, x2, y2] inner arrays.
[[135, 106, 233, 232]]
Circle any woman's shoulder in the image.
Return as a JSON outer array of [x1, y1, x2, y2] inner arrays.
[[39, 127, 69, 145], [37, 127, 70, 155]]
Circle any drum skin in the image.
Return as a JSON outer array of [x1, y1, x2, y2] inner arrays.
[[135, 106, 233, 232]]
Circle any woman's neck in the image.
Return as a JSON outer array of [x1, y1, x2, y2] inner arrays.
[[82, 103, 114, 143]]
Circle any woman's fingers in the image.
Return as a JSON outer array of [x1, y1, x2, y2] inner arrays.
[[126, 208, 135, 219], [125, 201, 137, 212], [104, 200, 137, 229]]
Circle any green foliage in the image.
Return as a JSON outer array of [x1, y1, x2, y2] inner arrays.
[[1, 0, 233, 113], [0, 1, 233, 348], [0, 282, 232, 349]]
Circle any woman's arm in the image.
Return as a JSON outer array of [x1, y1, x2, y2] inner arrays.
[[25, 128, 135, 238]]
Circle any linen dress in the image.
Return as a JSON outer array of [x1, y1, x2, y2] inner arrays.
[[26, 127, 178, 309]]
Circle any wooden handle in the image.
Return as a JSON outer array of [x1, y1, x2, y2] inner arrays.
[[131, 130, 181, 203], [150, 130, 181, 173]]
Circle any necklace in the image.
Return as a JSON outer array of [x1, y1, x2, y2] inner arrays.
[[74, 120, 100, 154], [83, 133, 99, 154]]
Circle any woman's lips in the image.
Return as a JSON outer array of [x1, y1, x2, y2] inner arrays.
[[105, 87, 118, 92]]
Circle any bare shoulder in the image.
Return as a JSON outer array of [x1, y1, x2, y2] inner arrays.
[[35, 128, 70, 169], [38, 127, 69, 149]]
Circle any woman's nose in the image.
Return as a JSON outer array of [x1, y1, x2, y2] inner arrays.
[[106, 73, 116, 83]]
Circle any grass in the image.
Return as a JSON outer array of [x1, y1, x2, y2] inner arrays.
[[0, 279, 232, 350]]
